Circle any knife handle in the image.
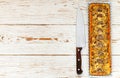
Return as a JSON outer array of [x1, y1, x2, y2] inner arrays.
[[76, 47, 83, 74]]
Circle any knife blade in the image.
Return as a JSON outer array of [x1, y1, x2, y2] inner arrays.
[[76, 7, 86, 74]]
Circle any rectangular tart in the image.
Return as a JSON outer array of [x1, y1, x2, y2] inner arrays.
[[89, 3, 111, 76]]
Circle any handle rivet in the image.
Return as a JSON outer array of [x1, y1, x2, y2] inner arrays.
[[78, 59, 80, 61], [78, 68, 80, 71], [78, 49, 80, 52]]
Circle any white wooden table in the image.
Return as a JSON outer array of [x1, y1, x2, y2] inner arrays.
[[0, 0, 119, 78]]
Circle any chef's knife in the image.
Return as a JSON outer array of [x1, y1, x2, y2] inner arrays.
[[76, 7, 86, 74]]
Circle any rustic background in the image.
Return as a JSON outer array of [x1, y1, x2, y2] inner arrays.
[[0, 0, 119, 78]]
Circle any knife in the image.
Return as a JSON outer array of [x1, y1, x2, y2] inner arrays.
[[76, 7, 86, 74]]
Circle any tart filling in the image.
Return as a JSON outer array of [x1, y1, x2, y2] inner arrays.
[[89, 3, 111, 76]]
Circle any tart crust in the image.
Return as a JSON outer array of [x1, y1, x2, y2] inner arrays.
[[89, 3, 111, 76]]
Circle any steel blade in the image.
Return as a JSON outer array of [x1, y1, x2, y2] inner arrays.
[[76, 7, 86, 47]]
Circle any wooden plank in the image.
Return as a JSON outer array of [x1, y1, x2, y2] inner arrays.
[[0, 56, 75, 78], [0, 0, 119, 24], [0, 56, 118, 78], [0, 25, 119, 54], [0, 25, 75, 44], [0, 25, 75, 54], [0, 0, 77, 24]]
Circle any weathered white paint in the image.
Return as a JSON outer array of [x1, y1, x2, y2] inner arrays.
[[0, 0, 118, 24], [0, 25, 119, 55], [0, 56, 118, 78], [0, 0, 119, 77]]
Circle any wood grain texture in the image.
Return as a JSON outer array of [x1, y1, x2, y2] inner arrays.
[[0, 0, 119, 24], [0, 0, 77, 24], [0, 0, 119, 77], [0, 56, 118, 78], [0, 25, 119, 55]]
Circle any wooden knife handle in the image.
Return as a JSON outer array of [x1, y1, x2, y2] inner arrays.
[[76, 47, 83, 74]]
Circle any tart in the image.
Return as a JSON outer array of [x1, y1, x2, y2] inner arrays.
[[89, 3, 111, 76]]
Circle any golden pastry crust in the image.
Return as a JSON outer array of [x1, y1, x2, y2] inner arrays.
[[89, 3, 111, 76]]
